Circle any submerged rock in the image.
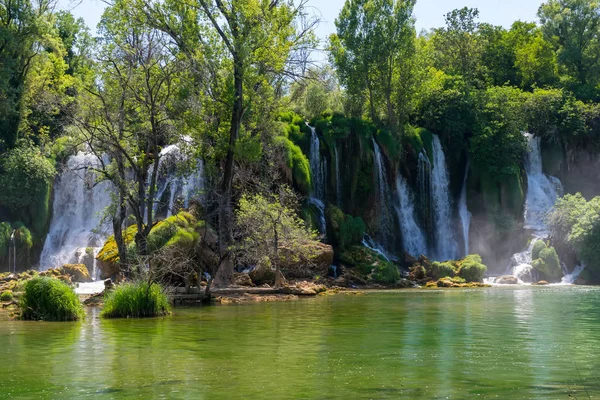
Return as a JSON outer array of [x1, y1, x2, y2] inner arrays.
[[495, 275, 519, 285], [234, 273, 255, 287], [532, 280, 550, 286]]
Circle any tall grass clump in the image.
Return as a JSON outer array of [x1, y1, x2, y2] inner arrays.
[[101, 282, 171, 318], [20, 277, 84, 321]]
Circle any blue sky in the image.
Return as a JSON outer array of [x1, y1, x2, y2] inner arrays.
[[59, 0, 544, 39]]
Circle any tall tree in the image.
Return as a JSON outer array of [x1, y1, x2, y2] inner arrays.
[[146, 0, 317, 287], [539, 0, 600, 98], [330, 0, 416, 128]]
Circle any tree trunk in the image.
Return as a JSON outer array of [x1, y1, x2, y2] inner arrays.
[[273, 224, 284, 288], [214, 60, 243, 288]]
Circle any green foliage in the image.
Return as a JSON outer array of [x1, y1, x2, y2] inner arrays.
[[127, 212, 198, 258], [457, 254, 488, 283], [101, 281, 171, 318], [314, 113, 351, 141], [431, 261, 456, 280], [1, 291, 13, 302], [548, 194, 600, 280], [0, 222, 11, 259], [371, 262, 400, 284], [0, 145, 56, 211], [20, 277, 84, 321], [532, 240, 547, 260], [339, 245, 385, 268], [274, 136, 312, 194], [533, 246, 562, 280], [326, 205, 366, 250], [470, 86, 528, 178]]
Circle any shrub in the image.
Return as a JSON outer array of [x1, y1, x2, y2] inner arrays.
[[371, 262, 400, 284], [101, 282, 171, 318], [1, 291, 13, 302], [326, 205, 366, 250], [431, 261, 456, 279], [533, 246, 562, 281], [20, 277, 84, 321], [532, 240, 547, 260], [457, 255, 487, 282]]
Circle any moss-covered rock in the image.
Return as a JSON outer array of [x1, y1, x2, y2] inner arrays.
[[532, 246, 562, 282], [532, 240, 547, 260], [457, 254, 488, 283], [325, 205, 366, 250], [60, 264, 91, 283], [1, 290, 13, 302], [370, 262, 400, 284], [430, 261, 456, 280]]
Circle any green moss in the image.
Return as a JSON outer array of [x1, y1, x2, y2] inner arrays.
[[101, 281, 171, 319], [371, 262, 400, 284], [20, 277, 84, 321], [457, 255, 488, 283], [274, 136, 312, 194], [532, 240, 547, 260], [431, 261, 456, 280], [339, 245, 384, 268], [375, 129, 400, 160], [417, 128, 434, 163], [0, 222, 11, 259], [326, 205, 366, 250], [402, 126, 425, 155], [533, 246, 562, 281], [1, 291, 13, 302]]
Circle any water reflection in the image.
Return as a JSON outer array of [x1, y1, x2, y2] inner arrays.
[[1, 287, 600, 399]]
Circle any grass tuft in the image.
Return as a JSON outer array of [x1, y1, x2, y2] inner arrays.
[[20, 277, 84, 321], [101, 281, 171, 319]]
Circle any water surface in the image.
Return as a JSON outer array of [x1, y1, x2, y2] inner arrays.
[[2, 287, 600, 399]]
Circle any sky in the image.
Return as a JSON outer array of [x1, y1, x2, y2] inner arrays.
[[58, 0, 544, 41]]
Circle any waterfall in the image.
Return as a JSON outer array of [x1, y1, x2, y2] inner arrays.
[[362, 234, 389, 261], [523, 134, 562, 234], [430, 135, 458, 261], [372, 138, 393, 253], [307, 125, 327, 234], [334, 143, 341, 207], [395, 176, 428, 257], [151, 140, 205, 220], [8, 230, 16, 273], [559, 264, 586, 285], [458, 161, 472, 257], [506, 134, 564, 282], [40, 152, 113, 270], [308, 125, 326, 202]]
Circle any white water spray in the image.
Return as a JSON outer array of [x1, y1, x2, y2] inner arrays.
[[372, 138, 394, 253]]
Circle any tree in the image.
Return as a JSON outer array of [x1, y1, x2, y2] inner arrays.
[[539, 0, 600, 98], [330, 0, 416, 128], [75, 0, 184, 272], [433, 7, 482, 89], [0, 0, 57, 150], [234, 187, 317, 288], [147, 0, 317, 287]]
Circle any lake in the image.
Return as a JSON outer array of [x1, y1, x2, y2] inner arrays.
[[2, 286, 600, 399]]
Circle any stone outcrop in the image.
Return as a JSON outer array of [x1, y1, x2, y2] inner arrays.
[[60, 264, 92, 283], [280, 242, 334, 279]]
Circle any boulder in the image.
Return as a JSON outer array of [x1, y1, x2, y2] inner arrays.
[[60, 264, 92, 283], [97, 259, 120, 280], [249, 258, 276, 285], [532, 280, 550, 286], [234, 273, 255, 287], [280, 242, 334, 279], [495, 275, 519, 285]]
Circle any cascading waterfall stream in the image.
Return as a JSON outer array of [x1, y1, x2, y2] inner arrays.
[[372, 138, 394, 253], [458, 161, 472, 257], [150, 140, 205, 220], [430, 135, 459, 261], [395, 176, 428, 257], [40, 152, 113, 271], [505, 134, 564, 283], [8, 230, 16, 273], [334, 143, 341, 207], [308, 125, 327, 233]]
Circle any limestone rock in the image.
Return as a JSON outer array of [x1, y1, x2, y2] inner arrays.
[[97, 259, 120, 280], [280, 242, 334, 279], [234, 273, 255, 287], [495, 275, 519, 285]]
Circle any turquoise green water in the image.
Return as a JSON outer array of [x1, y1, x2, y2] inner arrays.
[[2, 287, 600, 399]]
